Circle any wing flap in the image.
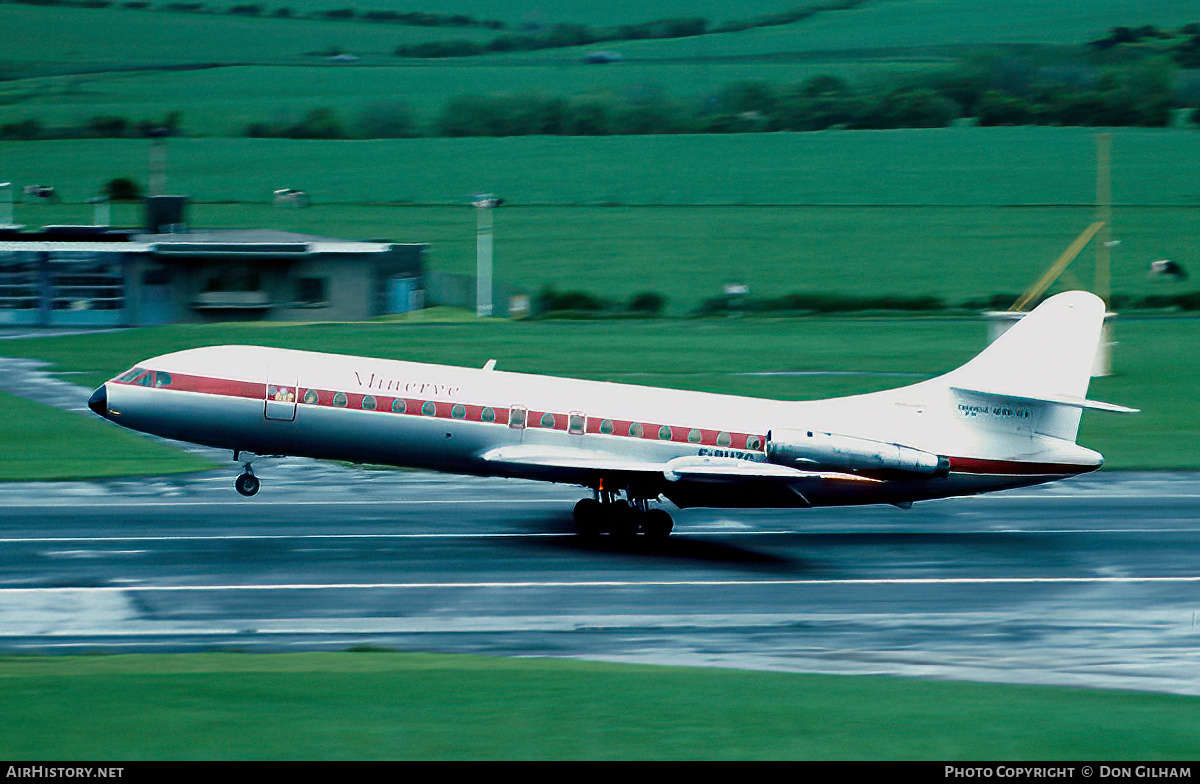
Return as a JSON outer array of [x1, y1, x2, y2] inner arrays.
[[479, 445, 664, 474], [664, 455, 880, 484]]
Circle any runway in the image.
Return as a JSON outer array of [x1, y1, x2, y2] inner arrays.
[[2, 465, 1200, 695]]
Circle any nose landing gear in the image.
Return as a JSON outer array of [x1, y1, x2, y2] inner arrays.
[[235, 471, 260, 497], [232, 450, 260, 497]]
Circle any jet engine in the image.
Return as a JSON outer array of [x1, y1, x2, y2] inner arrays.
[[766, 428, 949, 476]]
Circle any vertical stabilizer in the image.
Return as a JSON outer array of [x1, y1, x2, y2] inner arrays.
[[939, 291, 1133, 443]]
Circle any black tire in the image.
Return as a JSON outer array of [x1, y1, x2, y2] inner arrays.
[[573, 498, 602, 537], [235, 473, 260, 497], [643, 509, 674, 540], [607, 501, 638, 539]]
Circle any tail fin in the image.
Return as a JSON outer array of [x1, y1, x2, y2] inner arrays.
[[941, 291, 1136, 442]]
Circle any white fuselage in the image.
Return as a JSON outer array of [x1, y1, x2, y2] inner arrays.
[[94, 343, 1103, 510]]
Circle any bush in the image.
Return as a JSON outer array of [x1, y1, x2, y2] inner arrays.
[[244, 108, 345, 139], [975, 90, 1033, 126], [628, 291, 667, 315], [104, 177, 143, 201], [86, 115, 130, 137], [859, 88, 960, 129], [535, 286, 605, 314], [0, 119, 43, 140]]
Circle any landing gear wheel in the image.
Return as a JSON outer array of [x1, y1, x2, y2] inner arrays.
[[608, 500, 638, 539], [235, 472, 260, 497], [573, 498, 602, 537], [643, 508, 674, 541]]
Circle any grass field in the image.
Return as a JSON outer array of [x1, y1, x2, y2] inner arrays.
[[2, 0, 1197, 136], [6, 130, 1198, 207], [1, 652, 1198, 759], [0, 313, 1194, 477], [0, 389, 216, 480], [4, 131, 1199, 315]]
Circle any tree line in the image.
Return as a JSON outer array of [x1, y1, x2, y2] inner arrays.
[[241, 59, 1191, 141]]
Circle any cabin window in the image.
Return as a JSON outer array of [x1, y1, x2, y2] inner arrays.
[[658, 425, 672, 441], [568, 413, 585, 435], [303, 389, 319, 405], [747, 436, 762, 451], [599, 419, 614, 435], [333, 391, 347, 408], [540, 412, 555, 428], [688, 428, 702, 443], [421, 401, 436, 416], [716, 432, 732, 447], [362, 395, 377, 411], [154, 372, 172, 388], [509, 406, 526, 429], [629, 423, 643, 438], [391, 398, 407, 414], [451, 404, 466, 419], [481, 407, 495, 422]]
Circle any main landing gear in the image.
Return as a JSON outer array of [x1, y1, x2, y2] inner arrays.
[[573, 492, 674, 540]]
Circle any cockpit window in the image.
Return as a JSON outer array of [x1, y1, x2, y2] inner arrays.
[[116, 368, 142, 383], [135, 372, 153, 387], [154, 372, 172, 388]]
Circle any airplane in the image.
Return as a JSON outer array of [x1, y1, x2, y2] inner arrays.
[[87, 290, 1135, 539]]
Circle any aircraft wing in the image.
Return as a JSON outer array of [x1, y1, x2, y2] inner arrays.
[[479, 445, 878, 485], [480, 445, 665, 475]]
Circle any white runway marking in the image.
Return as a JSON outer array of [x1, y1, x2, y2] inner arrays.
[[4, 527, 1200, 544], [5, 575, 1200, 593], [0, 498, 576, 508]]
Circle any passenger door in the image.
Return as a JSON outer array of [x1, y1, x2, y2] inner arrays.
[[265, 365, 298, 422]]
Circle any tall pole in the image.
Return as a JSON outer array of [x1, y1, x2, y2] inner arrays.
[[1095, 133, 1112, 308], [473, 194, 500, 317], [149, 137, 167, 196]]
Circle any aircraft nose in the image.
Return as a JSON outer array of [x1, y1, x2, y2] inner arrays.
[[88, 384, 108, 418]]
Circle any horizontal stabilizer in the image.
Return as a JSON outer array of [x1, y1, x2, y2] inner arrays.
[[951, 386, 1139, 414]]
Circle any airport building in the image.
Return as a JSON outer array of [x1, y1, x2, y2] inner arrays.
[[0, 197, 426, 327]]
